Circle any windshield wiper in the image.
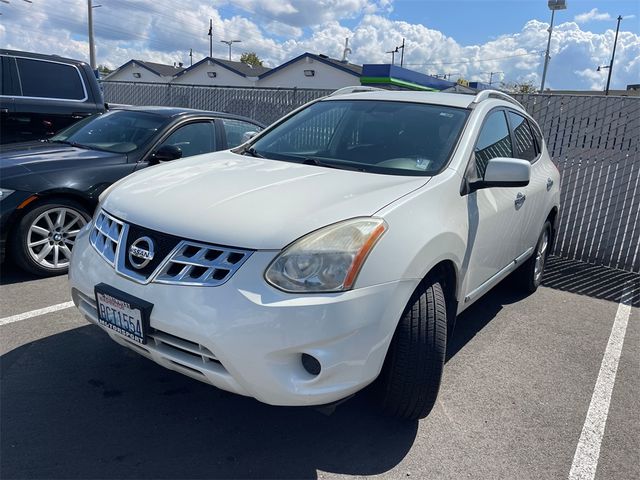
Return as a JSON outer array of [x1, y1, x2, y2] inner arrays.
[[301, 157, 366, 172], [241, 146, 264, 158], [50, 140, 101, 151]]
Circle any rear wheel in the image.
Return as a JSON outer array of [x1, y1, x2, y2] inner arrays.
[[515, 220, 552, 293], [11, 199, 90, 276], [373, 276, 448, 420]]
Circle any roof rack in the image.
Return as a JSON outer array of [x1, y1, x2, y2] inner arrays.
[[328, 86, 383, 97], [471, 89, 525, 110]]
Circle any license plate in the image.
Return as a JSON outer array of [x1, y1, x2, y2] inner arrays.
[[94, 283, 153, 345]]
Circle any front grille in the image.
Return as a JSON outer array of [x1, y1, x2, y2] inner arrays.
[[89, 208, 252, 286], [90, 211, 124, 266], [154, 241, 250, 286]]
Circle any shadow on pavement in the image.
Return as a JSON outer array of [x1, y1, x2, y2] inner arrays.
[[1, 324, 418, 479], [542, 256, 640, 307], [0, 261, 47, 286]]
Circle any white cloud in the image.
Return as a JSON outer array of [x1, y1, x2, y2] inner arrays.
[[1, 0, 638, 90], [574, 8, 612, 24]]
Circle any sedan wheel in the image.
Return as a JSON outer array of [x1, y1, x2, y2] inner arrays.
[[26, 207, 87, 270], [11, 199, 91, 276]]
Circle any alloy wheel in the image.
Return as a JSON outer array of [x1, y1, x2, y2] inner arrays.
[[26, 207, 87, 270], [533, 229, 549, 285]]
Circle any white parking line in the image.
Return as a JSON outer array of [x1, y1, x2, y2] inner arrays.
[[0, 301, 75, 326], [568, 283, 634, 480]]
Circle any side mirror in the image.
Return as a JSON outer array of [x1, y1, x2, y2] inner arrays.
[[469, 157, 530, 193], [152, 144, 182, 163], [241, 131, 259, 143]]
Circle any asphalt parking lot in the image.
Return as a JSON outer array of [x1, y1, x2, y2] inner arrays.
[[1, 257, 638, 480]]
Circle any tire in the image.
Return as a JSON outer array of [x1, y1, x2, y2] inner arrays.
[[374, 277, 448, 420], [10, 198, 91, 276], [515, 220, 552, 294]]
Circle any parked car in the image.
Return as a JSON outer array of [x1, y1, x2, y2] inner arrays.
[[0, 106, 263, 275], [68, 88, 559, 420], [0, 49, 106, 144]]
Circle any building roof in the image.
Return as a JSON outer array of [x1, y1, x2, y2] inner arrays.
[[173, 56, 271, 79], [106, 59, 185, 79], [258, 52, 363, 79]]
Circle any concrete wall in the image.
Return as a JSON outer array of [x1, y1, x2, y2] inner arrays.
[[106, 64, 173, 84], [258, 57, 359, 89], [171, 61, 256, 87]]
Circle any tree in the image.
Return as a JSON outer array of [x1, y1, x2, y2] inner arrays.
[[500, 80, 538, 94], [240, 52, 263, 68], [97, 64, 113, 75]]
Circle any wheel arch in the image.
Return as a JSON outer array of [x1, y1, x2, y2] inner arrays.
[[546, 206, 559, 250]]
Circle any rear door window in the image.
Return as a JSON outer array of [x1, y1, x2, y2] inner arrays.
[[16, 58, 86, 100], [1, 56, 21, 96], [221, 118, 262, 148]]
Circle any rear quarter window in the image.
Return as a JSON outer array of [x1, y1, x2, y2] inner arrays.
[[16, 58, 86, 100]]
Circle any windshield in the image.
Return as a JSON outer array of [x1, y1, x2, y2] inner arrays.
[[50, 110, 168, 153], [248, 99, 469, 175]]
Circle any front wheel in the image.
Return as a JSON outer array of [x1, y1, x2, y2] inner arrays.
[[373, 277, 448, 420], [515, 221, 552, 293], [11, 199, 91, 276]]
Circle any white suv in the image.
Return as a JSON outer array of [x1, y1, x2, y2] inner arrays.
[[69, 88, 560, 420]]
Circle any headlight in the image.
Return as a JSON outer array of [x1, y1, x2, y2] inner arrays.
[[0, 188, 15, 201], [265, 218, 387, 293]]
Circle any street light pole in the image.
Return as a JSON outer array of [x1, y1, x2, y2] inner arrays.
[[605, 15, 623, 96], [88, 0, 96, 71], [220, 40, 241, 61], [540, 0, 567, 93]]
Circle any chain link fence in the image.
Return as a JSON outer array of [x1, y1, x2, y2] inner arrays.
[[102, 81, 640, 272]]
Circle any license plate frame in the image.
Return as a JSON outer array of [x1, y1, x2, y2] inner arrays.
[[94, 283, 153, 345]]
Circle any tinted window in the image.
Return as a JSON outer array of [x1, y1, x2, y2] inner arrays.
[[158, 122, 215, 157], [222, 118, 261, 148], [50, 110, 167, 153], [251, 100, 469, 176], [474, 110, 512, 178], [508, 112, 537, 162], [16, 58, 85, 100], [1, 57, 21, 96]]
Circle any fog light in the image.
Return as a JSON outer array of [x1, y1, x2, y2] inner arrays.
[[301, 353, 321, 376]]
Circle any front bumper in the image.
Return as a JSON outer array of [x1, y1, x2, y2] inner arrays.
[[0, 190, 35, 262], [69, 225, 418, 406]]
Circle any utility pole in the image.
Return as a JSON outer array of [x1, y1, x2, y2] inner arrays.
[[540, 0, 567, 93], [399, 38, 405, 67], [208, 19, 213, 57], [605, 15, 623, 95], [87, 0, 96, 72], [386, 46, 398, 65], [189, 48, 193, 66], [488, 71, 503, 85], [221, 40, 241, 61]]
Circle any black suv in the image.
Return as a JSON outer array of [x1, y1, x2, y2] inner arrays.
[[1, 49, 105, 144]]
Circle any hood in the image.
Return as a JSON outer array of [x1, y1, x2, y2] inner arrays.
[[103, 152, 429, 250], [0, 142, 125, 174]]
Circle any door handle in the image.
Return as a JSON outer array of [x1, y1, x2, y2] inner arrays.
[[514, 192, 526, 209], [546, 178, 554, 191]]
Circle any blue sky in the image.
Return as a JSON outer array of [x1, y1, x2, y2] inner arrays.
[[388, 0, 639, 43], [1, 0, 639, 90]]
